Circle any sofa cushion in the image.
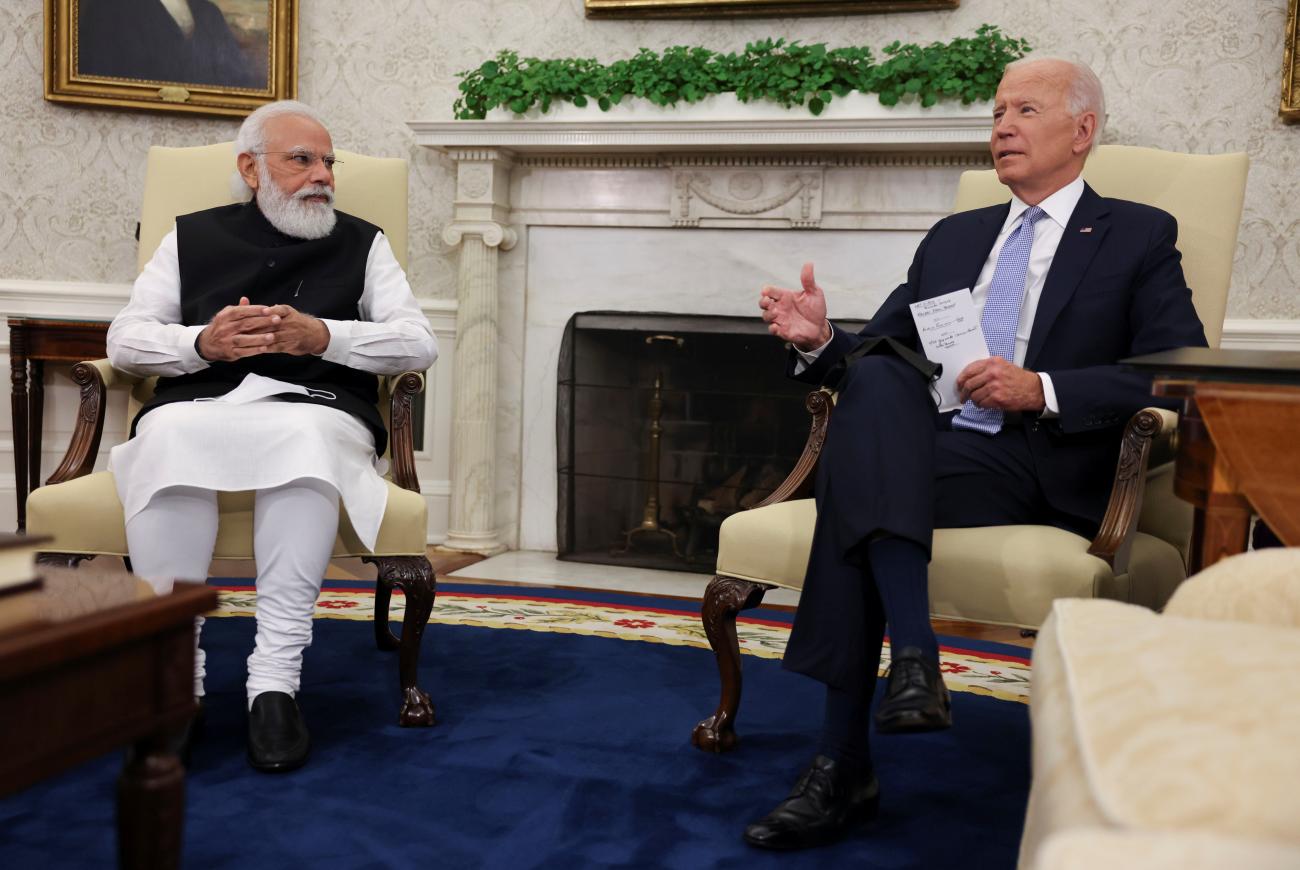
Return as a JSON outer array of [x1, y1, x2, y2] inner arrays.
[[1018, 598, 1300, 868], [1164, 548, 1300, 627], [1034, 829, 1300, 870]]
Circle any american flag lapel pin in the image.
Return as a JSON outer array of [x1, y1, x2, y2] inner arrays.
[[1079, 227, 1093, 233]]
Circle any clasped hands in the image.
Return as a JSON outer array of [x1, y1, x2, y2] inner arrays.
[[197, 297, 330, 362], [759, 262, 1045, 413]]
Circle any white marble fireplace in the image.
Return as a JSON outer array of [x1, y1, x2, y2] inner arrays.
[[410, 101, 994, 553]]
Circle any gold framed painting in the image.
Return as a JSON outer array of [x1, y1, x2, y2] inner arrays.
[[44, 0, 298, 118], [585, 0, 958, 17], [1284, 0, 1299, 121]]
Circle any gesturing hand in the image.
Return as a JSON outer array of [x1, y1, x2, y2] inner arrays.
[[759, 262, 832, 352], [197, 297, 280, 362], [956, 357, 1045, 412], [260, 304, 330, 356]]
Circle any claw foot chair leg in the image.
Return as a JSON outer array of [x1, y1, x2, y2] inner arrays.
[[692, 574, 771, 753], [363, 554, 437, 727]]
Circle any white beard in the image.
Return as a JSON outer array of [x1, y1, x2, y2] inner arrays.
[[255, 163, 337, 240]]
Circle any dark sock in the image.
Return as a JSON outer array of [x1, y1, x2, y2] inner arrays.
[[867, 535, 939, 664], [819, 680, 872, 772]]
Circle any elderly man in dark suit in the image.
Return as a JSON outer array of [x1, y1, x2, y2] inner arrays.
[[745, 56, 1207, 850]]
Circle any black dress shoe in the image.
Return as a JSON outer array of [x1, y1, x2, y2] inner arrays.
[[874, 646, 951, 734], [247, 691, 310, 773], [743, 755, 880, 850]]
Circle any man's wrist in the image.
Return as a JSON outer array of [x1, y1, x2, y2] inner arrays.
[[793, 321, 833, 354], [313, 319, 331, 355], [195, 329, 213, 362]]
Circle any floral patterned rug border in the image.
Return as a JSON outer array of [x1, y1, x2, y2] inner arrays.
[[213, 585, 1030, 704]]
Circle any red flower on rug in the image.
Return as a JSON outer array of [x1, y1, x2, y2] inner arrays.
[[614, 618, 656, 629], [940, 662, 971, 674], [318, 600, 359, 609]]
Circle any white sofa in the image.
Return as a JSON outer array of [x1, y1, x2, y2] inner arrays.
[[1020, 549, 1300, 868]]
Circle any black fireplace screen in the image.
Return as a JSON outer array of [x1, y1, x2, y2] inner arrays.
[[556, 310, 864, 574]]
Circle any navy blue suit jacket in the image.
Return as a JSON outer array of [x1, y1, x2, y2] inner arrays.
[[797, 184, 1208, 529]]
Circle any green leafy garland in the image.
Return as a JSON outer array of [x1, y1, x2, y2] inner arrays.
[[454, 24, 1029, 120]]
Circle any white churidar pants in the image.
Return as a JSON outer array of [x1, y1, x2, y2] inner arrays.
[[126, 478, 340, 703]]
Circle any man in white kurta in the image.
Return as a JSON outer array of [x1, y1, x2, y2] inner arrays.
[[108, 100, 437, 771]]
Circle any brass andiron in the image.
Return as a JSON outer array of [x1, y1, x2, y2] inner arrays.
[[616, 335, 685, 557]]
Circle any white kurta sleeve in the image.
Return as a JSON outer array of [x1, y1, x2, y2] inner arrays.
[[318, 233, 438, 375], [106, 228, 210, 377]]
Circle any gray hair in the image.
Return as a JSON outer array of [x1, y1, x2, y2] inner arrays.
[[1004, 55, 1107, 151], [230, 100, 328, 200]]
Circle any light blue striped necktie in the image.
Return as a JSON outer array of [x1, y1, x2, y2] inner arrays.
[[952, 205, 1047, 435]]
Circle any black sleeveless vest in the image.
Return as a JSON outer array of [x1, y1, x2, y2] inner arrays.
[[132, 201, 389, 455]]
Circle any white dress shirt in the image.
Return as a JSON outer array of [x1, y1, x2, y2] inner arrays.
[[797, 175, 1087, 416], [107, 227, 438, 552]]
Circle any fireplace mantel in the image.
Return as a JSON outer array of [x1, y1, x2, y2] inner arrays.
[[410, 104, 993, 553], [410, 97, 992, 153]]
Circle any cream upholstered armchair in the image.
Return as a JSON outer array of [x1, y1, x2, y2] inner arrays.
[[26, 143, 439, 727], [692, 145, 1249, 752]]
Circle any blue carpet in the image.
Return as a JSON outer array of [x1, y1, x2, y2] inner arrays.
[[0, 595, 1030, 869]]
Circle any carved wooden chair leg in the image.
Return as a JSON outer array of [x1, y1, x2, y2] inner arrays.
[[363, 554, 437, 727], [371, 574, 401, 651], [692, 574, 772, 753], [36, 552, 97, 569]]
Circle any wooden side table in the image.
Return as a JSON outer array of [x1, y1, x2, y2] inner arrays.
[[0, 567, 216, 870], [8, 318, 109, 530], [1125, 347, 1300, 572]]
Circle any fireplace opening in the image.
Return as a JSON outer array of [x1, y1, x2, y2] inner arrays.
[[556, 310, 865, 574]]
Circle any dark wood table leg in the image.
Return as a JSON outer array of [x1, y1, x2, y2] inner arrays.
[[117, 732, 185, 870], [29, 359, 43, 495], [1174, 397, 1253, 574], [9, 326, 28, 532], [1193, 499, 1252, 574]]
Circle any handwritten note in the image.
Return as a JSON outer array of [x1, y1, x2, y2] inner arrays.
[[909, 290, 989, 412]]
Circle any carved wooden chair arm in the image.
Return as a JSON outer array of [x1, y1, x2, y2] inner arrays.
[[751, 389, 835, 510], [44, 359, 126, 486], [385, 371, 426, 494], [1087, 407, 1180, 573]]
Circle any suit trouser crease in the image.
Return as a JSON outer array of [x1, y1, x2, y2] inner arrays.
[[783, 354, 1047, 689], [124, 478, 340, 702]]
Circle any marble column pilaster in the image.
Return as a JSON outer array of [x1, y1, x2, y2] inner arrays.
[[441, 149, 516, 553]]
